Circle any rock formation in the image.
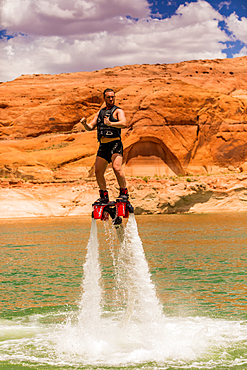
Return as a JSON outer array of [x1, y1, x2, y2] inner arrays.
[[1, 56, 247, 216]]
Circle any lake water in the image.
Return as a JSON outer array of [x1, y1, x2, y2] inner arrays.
[[0, 213, 247, 369]]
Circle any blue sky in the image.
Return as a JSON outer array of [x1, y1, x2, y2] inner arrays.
[[148, 0, 247, 57], [0, 0, 246, 82]]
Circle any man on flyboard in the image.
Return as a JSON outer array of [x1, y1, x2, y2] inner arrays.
[[80, 88, 129, 204]]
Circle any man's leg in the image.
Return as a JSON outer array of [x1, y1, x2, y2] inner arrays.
[[95, 155, 108, 190], [112, 153, 129, 200], [94, 156, 110, 203], [112, 153, 126, 188]]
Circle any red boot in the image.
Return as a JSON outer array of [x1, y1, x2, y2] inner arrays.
[[95, 190, 109, 204], [117, 188, 129, 201]]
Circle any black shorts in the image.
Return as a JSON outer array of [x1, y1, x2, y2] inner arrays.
[[97, 140, 123, 163]]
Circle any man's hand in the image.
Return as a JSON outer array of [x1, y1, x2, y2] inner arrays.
[[80, 117, 87, 125], [80, 117, 90, 131], [79, 114, 98, 131], [104, 115, 111, 126], [80, 117, 89, 130]]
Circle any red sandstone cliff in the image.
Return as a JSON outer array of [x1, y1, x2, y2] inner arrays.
[[1, 56, 247, 182], [1, 57, 247, 216]]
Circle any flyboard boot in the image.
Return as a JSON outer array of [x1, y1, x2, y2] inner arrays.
[[117, 187, 129, 201], [92, 190, 112, 221], [95, 189, 109, 204], [116, 188, 134, 219], [92, 188, 134, 243], [92, 190, 120, 223]]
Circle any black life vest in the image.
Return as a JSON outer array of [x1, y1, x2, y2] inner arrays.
[[97, 105, 121, 142]]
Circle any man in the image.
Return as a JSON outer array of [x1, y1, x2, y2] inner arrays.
[[80, 88, 129, 204]]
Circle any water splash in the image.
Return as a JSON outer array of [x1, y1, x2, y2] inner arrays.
[[1, 313, 247, 368]]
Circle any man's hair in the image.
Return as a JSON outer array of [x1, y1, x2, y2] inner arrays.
[[103, 88, 115, 97]]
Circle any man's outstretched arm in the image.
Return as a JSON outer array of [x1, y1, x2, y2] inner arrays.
[[80, 113, 98, 131]]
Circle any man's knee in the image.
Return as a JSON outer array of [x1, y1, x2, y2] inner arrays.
[[112, 161, 122, 174]]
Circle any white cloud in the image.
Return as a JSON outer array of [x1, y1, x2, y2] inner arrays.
[[0, 0, 232, 82], [1, 0, 150, 36], [218, 1, 231, 11], [226, 12, 247, 44], [175, 0, 223, 26]]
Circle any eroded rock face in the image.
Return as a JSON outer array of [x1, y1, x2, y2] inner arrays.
[[0, 56, 247, 181]]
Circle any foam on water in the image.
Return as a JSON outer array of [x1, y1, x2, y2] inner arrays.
[[1, 214, 247, 368], [1, 312, 247, 368]]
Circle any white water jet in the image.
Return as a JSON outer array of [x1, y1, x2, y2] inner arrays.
[[78, 218, 102, 333], [78, 213, 163, 327], [119, 213, 163, 323]]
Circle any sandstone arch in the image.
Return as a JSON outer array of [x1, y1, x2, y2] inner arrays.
[[123, 137, 185, 177]]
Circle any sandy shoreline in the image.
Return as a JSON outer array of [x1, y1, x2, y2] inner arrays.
[[1, 174, 247, 219]]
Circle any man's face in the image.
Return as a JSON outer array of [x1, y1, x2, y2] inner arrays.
[[104, 91, 115, 107]]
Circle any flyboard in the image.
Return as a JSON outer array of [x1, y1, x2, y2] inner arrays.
[[92, 199, 134, 243]]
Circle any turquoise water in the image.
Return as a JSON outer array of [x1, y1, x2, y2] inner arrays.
[[0, 213, 247, 369]]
